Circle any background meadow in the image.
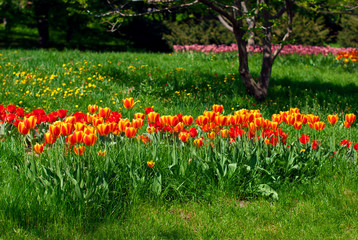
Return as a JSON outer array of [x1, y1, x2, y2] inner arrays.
[[0, 49, 358, 239]]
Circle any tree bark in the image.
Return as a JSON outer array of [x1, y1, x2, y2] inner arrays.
[[34, 0, 50, 48]]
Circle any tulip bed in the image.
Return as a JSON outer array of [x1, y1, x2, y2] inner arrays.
[[0, 49, 358, 238]]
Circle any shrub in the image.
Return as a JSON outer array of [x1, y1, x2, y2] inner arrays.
[[337, 12, 358, 48]]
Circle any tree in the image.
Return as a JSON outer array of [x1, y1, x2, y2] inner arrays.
[[79, 0, 358, 101]]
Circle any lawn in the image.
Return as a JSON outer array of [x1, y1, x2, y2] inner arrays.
[[0, 49, 357, 239]]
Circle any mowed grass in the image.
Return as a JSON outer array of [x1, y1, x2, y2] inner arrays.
[[0, 49, 357, 239]]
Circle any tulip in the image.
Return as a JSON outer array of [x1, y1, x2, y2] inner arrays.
[[147, 160, 155, 168], [182, 115, 193, 126], [122, 98, 135, 109], [108, 122, 118, 133], [196, 115, 209, 126], [64, 116, 76, 124], [61, 123, 73, 136], [179, 131, 190, 142], [215, 115, 228, 127], [293, 121, 302, 130], [132, 119, 144, 129], [49, 124, 61, 138], [327, 115, 338, 125], [269, 137, 278, 146], [125, 127, 137, 138], [203, 111, 217, 122], [193, 138, 204, 147], [97, 123, 110, 136], [314, 121, 325, 131], [147, 112, 159, 123], [74, 145, 85, 155], [67, 134, 77, 146], [208, 132, 216, 139], [212, 104, 224, 114], [84, 126, 96, 135], [189, 128, 198, 138], [270, 121, 279, 131], [24, 116, 37, 129], [287, 115, 295, 125], [300, 134, 309, 144], [44, 132, 56, 145], [18, 122, 30, 135], [134, 113, 145, 120], [147, 126, 157, 134], [138, 135, 151, 144], [97, 150, 107, 157], [345, 113, 356, 124], [74, 122, 86, 131], [84, 113, 93, 124], [34, 143, 44, 154], [290, 108, 300, 114], [83, 133, 97, 146], [168, 116, 179, 127], [311, 140, 321, 150], [99, 107, 111, 119], [344, 121, 351, 128], [92, 117, 104, 127], [118, 119, 131, 132], [71, 131, 84, 144], [220, 129, 230, 138], [229, 115, 240, 126], [340, 139, 352, 148], [272, 114, 282, 123], [88, 104, 98, 114], [353, 143, 358, 153]]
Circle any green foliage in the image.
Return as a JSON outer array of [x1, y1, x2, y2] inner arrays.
[[163, 19, 236, 46], [337, 12, 358, 48], [275, 13, 331, 46]]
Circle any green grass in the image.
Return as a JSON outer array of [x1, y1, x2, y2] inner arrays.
[[0, 49, 357, 239]]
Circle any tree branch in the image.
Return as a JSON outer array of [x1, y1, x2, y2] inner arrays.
[[198, 0, 237, 26], [218, 15, 233, 32], [273, 0, 293, 59]]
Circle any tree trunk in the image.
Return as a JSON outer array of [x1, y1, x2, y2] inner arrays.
[[234, 25, 270, 101]]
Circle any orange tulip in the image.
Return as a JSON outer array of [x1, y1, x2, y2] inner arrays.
[[73, 122, 85, 131], [18, 122, 30, 135], [125, 127, 137, 138], [71, 131, 84, 144], [83, 133, 97, 146], [168, 116, 179, 127], [345, 113, 356, 124], [215, 115, 228, 127], [147, 160, 155, 168], [293, 121, 302, 130], [49, 124, 61, 138], [147, 126, 157, 134], [179, 131, 190, 142], [290, 108, 300, 114], [108, 122, 118, 133], [182, 115, 193, 126], [44, 132, 56, 145], [314, 121, 325, 131], [229, 115, 240, 126], [134, 113, 145, 120], [327, 115, 338, 125], [34, 143, 44, 154], [97, 123, 110, 136], [84, 113, 93, 124], [212, 104, 224, 114], [196, 115, 209, 126], [344, 121, 351, 128], [99, 107, 111, 119], [24, 116, 37, 129], [67, 134, 77, 146], [132, 118, 144, 129], [147, 112, 159, 123], [61, 123, 73, 136], [64, 116, 76, 124], [193, 138, 204, 147], [118, 119, 131, 132], [88, 104, 98, 114], [92, 117, 104, 127], [272, 114, 282, 123], [84, 126, 96, 135], [254, 117, 264, 128], [220, 129, 230, 138], [138, 135, 151, 144], [287, 115, 295, 125], [122, 98, 135, 109], [208, 132, 216, 139], [203, 111, 217, 122], [173, 122, 184, 133], [97, 150, 107, 157], [73, 145, 85, 155]]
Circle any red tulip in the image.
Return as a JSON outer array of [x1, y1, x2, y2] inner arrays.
[[134, 113, 145, 120], [182, 115, 193, 126], [97, 123, 110, 136], [24, 116, 37, 129], [179, 131, 190, 142], [300, 134, 309, 144], [83, 133, 97, 146], [88, 104, 98, 114], [61, 123, 73, 136], [212, 104, 224, 114], [99, 107, 111, 119], [345, 113, 356, 124], [49, 124, 61, 138], [193, 138, 204, 147]]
